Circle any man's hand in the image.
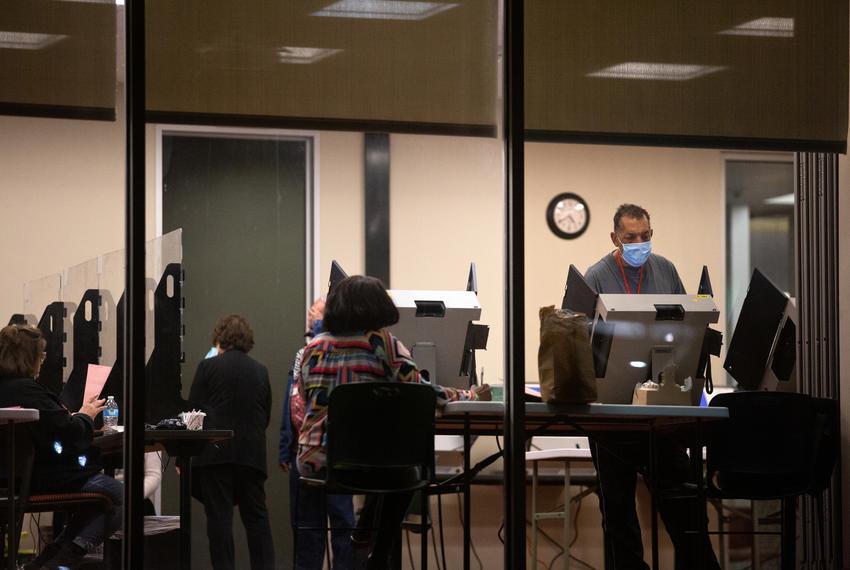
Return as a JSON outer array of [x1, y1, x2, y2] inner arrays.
[[471, 384, 492, 401], [279, 463, 290, 473], [78, 395, 106, 420]]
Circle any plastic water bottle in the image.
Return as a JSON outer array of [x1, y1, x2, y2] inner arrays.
[[104, 396, 119, 432]]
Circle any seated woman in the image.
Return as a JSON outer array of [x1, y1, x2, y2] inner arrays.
[[296, 275, 490, 569], [0, 324, 123, 570]]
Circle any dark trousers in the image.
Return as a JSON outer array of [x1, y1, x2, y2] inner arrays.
[[591, 433, 720, 570], [197, 464, 275, 570], [290, 463, 355, 570]]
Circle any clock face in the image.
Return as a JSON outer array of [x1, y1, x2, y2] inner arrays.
[[546, 192, 590, 239]]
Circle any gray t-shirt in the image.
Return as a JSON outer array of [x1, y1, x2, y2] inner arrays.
[[585, 252, 685, 295]]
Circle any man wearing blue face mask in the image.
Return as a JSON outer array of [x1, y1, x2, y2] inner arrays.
[[584, 204, 720, 570], [585, 203, 685, 295]]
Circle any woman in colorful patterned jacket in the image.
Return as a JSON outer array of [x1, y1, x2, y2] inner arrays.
[[296, 275, 490, 569]]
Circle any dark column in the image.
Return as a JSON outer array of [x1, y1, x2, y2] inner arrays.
[[124, 0, 146, 567], [364, 133, 391, 286], [503, 0, 526, 569]]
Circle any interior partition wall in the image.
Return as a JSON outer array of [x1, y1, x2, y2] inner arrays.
[[795, 152, 841, 567]]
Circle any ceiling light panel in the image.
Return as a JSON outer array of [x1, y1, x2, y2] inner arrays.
[[0, 31, 67, 50], [312, 0, 458, 21], [587, 62, 725, 81], [719, 17, 794, 38], [278, 46, 342, 64]]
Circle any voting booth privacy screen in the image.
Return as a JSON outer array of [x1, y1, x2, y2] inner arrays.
[[7, 230, 186, 423], [388, 289, 483, 390], [590, 294, 720, 405]]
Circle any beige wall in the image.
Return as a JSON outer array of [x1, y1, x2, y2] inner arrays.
[[316, 131, 365, 288], [0, 114, 125, 316], [390, 137, 728, 384], [525, 143, 726, 382], [0, 118, 362, 320], [389, 134, 505, 380], [0, 122, 729, 385]]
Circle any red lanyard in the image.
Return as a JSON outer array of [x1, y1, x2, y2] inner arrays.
[[615, 251, 643, 294]]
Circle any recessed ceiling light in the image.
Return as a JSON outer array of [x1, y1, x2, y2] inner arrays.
[[764, 193, 795, 206], [0, 31, 67, 50], [719, 17, 794, 38], [278, 46, 342, 64], [587, 62, 725, 81], [57, 0, 124, 4], [312, 0, 458, 21]]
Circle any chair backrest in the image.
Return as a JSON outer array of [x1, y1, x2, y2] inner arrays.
[[707, 391, 838, 500], [326, 382, 436, 493]]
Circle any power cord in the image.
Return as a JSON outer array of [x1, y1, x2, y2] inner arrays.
[[437, 493, 447, 570], [528, 518, 598, 570], [430, 519, 442, 570], [456, 493, 484, 569]]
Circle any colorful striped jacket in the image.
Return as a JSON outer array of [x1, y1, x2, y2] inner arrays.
[[296, 328, 476, 477]]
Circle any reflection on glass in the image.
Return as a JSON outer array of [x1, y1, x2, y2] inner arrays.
[[312, 0, 458, 21], [587, 62, 726, 81], [719, 17, 795, 38]]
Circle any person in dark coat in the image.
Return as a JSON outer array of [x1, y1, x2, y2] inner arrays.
[[189, 314, 275, 570], [0, 324, 121, 570]]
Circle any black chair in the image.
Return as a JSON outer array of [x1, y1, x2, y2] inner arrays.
[[295, 382, 437, 570], [0, 423, 114, 570], [706, 391, 838, 570]]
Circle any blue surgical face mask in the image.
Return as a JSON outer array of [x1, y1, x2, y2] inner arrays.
[[311, 319, 324, 337], [620, 240, 652, 267]]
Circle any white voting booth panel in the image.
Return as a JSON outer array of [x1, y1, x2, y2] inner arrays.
[[592, 293, 720, 404], [388, 289, 481, 390]]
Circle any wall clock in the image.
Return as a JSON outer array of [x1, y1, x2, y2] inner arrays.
[[546, 192, 590, 239]]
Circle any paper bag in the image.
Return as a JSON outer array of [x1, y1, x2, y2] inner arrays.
[[537, 306, 597, 404]]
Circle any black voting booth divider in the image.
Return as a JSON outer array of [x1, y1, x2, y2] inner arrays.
[[144, 263, 187, 423], [36, 302, 67, 397], [56, 263, 187, 424], [60, 289, 102, 412], [3, 260, 187, 424], [723, 268, 797, 391]]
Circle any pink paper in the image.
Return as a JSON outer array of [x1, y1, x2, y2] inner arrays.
[[84, 364, 112, 403]]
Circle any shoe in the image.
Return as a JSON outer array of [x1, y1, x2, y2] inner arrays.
[[42, 541, 87, 570]]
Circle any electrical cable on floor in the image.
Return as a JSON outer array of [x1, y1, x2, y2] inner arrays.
[[525, 533, 550, 569], [455, 492, 484, 569], [430, 518, 442, 570], [437, 493, 447, 570], [528, 517, 598, 570], [570, 493, 583, 548]]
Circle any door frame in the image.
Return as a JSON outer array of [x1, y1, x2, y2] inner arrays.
[[154, 124, 321, 308]]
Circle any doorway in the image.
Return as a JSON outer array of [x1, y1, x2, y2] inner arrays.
[[725, 156, 795, 337], [158, 127, 316, 568]]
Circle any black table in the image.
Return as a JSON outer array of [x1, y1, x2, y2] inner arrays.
[[95, 429, 232, 570], [435, 401, 729, 570]]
